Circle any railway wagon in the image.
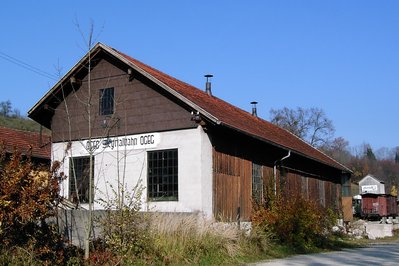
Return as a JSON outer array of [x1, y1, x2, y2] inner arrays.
[[361, 193, 397, 219]]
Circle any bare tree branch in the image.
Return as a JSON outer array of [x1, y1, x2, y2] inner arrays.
[[270, 107, 335, 148]]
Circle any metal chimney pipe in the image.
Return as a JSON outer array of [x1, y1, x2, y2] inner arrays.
[[251, 101, 258, 117], [204, 74, 213, 96]]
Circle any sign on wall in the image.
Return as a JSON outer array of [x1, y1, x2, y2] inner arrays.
[[361, 185, 378, 193], [84, 133, 160, 153]]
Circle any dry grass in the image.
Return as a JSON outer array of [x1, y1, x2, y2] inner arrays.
[[147, 213, 243, 263]]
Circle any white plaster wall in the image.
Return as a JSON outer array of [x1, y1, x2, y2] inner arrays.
[[200, 128, 213, 219], [52, 127, 213, 217]]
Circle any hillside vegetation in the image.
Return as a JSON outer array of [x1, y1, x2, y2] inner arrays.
[[0, 100, 49, 133], [0, 115, 46, 132]]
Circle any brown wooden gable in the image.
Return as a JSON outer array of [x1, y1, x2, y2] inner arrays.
[[51, 55, 197, 142]]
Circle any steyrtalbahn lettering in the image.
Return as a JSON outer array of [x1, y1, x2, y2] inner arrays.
[[85, 133, 160, 152]]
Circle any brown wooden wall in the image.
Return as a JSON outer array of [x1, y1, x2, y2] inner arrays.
[[213, 149, 252, 221], [211, 127, 344, 222], [213, 161, 342, 221], [51, 56, 196, 142], [278, 171, 340, 211]]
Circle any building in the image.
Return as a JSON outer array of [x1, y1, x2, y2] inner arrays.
[[358, 174, 397, 218], [359, 174, 385, 195], [0, 127, 50, 165], [28, 43, 352, 222]]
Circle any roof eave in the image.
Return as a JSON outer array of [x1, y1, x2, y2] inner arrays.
[[220, 121, 352, 174], [28, 43, 104, 118], [28, 42, 222, 126], [99, 43, 221, 125]]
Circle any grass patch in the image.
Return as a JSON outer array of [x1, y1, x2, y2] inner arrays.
[[149, 213, 240, 264], [0, 247, 39, 266], [0, 116, 49, 133]]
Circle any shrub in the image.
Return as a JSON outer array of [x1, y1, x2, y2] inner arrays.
[[96, 180, 153, 263], [252, 195, 337, 252], [0, 247, 39, 266], [0, 146, 67, 264]]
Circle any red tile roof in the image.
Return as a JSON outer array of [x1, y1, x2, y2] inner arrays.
[[0, 127, 51, 160], [111, 46, 350, 172]]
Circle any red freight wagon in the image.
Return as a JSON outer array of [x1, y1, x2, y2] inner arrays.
[[361, 194, 397, 219]]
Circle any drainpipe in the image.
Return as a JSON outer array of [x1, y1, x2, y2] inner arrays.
[[273, 150, 291, 195]]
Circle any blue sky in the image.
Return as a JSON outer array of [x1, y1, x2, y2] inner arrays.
[[1, 1, 398, 151]]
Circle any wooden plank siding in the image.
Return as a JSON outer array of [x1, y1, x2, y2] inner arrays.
[[51, 56, 196, 143], [278, 172, 339, 210], [213, 149, 251, 221], [213, 141, 343, 221]]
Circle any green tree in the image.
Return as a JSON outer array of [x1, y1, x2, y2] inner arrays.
[[366, 146, 376, 161]]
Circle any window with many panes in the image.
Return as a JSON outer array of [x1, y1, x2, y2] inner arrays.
[[252, 163, 263, 204], [99, 87, 114, 115], [69, 156, 93, 204], [147, 149, 178, 201]]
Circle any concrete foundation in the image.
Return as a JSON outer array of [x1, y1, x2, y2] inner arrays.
[[365, 219, 399, 240]]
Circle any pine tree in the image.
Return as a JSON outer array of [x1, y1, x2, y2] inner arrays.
[[366, 147, 376, 161]]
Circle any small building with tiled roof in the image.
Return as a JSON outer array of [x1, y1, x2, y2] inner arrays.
[[28, 43, 352, 222], [0, 127, 51, 165]]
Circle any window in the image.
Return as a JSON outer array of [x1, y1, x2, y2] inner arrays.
[[148, 149, 178, 201], [342, 174, 351, 197], [252, 163, 263, 203], [99, 87, 114, 115], [69, 156, 94, 204]]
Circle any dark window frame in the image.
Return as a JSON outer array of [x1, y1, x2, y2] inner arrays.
[[99, 87, 114, 116], [342, 174, 351, 197], [69, 156, 94, 204], [147, 149, 178, 201], [252, 162, 263, 204]]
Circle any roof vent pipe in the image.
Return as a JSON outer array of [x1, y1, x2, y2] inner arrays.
[[204, 74, 213, 96], [251, 101, 258, 117]]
